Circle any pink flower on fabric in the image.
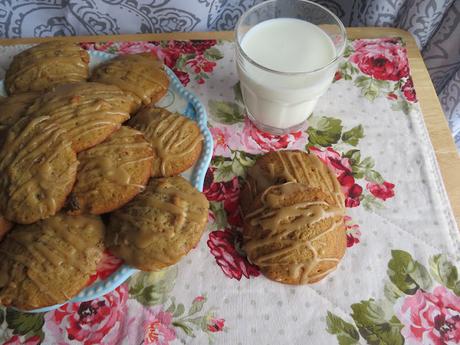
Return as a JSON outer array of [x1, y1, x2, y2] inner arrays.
[[116, 41, 158, 54], [143, 307, 176, 345], [193, 296, 205, 303], [309, 146, 352, 175], [210, 126, 233, 157], [203, 168, 243, 227], [397, 286, 460, 345], [45, 284, 132, 345], [344, 216, 361, 247], [86, 250, 123, 286], [366, 181, 395, 201], [241, 118, 304, 153], [2, 335, 40, 345], [207, 228, 260, 280], [309, 146, 363, 207], [79, 42, 114, 52], [350, 38, 409, 81], [401, 77, 417, 102], [207, 318, 225, 332]]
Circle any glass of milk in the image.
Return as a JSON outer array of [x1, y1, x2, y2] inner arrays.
[[235, 0, 346, 134]]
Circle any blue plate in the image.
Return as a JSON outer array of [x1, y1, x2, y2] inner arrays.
[[1, 50, 213, 313]]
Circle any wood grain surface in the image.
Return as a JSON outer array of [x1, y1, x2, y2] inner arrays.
[[0, 28, 458, 226]]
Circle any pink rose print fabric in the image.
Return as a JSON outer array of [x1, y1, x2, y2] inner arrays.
[[350, 38, 409, 81], [397, 286, 460, 345], [241, 118, 307, 153], [143, 307, 176, 345], [207, 228, 260, 280], [309, 146, 363, 208], [45, 284, 136, 345]]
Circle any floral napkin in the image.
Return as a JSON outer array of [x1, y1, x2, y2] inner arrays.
[[0, 37, 458, 345]]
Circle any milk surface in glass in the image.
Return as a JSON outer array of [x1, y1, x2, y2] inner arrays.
[[238, 18, 337, 130]]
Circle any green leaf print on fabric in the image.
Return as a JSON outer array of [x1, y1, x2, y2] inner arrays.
[[307, 116, 343, 147], [128, 266, 178, 306], [350, 300, 404, 345], [326, 312, 360, 345], [5, 309, 45, 340], [388, 250, 432, 295], [208, 100, 244, 125], [209, 201, 227, 229], [429, 254, 460, 295], [167, 296, 226, 343], [326, 250, 460, 345], [204, 47, 224, 61], [211, 150, 257, 182], [342, 125, 364, 146]]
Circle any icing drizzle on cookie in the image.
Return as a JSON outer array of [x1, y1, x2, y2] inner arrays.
[[69, 126, 154, 214], [130, 107, 203, 177], [0, 116, 78, 224], [247, 150, 345, 208], [0, 213, 104, 309], [5, 41, 89, 94], [25, 82, 134, 152], [107, 176, 209, 270], [243, 182, 345, 284], [91, 53, 168, 105]]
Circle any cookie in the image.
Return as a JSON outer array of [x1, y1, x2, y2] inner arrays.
[[5, 41, 89, 95], [243, 182, 346, 285], [0, 116, 78, 224], [129, 107, 203, 177], [106, 176, 209, 271], [66, 126, 154, 215], [91, 53, 169, 110], [240, 150, 344, 214], [0, 92, 38, 132], [0, 215, 12, 241], [0, 213, 104, 310], [25, 82, 136, 152]]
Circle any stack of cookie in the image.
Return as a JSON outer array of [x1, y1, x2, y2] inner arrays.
[[240, 150, 347, 285], [0, 41, 209, 310]]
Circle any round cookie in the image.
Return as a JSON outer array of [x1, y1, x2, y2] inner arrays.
[[0, 215, 12, 241], [243, 182, 346, 285], [5, 41, 89, 95], [106, 176, 209, 271], [25, 82, 136, 152], [0, 92, 39, 132], [66, 126, 154, 215], [240, 150, 344, 215], [91, 53, 169, 111], [0, 213, 105, 310], [0, 116, 78, 224], [129, 107, 203, 177]]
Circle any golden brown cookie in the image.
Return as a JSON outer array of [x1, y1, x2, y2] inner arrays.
[[106, 176, 209, 271], [66, 126, 154, 215], [129, 107, 203, 177], [91, 53, 169, 110], [240, 150, 344, 215], [0, 92, 38, 132], [5, 41, 89, 95], [0, 215, 12, 241], [25, 82, 136, 152], [0, 213, 104, 310], [0, 116, 78, 224], [243, 182, 346, 285]]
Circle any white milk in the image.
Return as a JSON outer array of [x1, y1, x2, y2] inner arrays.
[[237, 18, 337, 131]]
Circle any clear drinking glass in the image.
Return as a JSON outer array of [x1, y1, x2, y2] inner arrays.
[[235, 0, 346, 134]]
